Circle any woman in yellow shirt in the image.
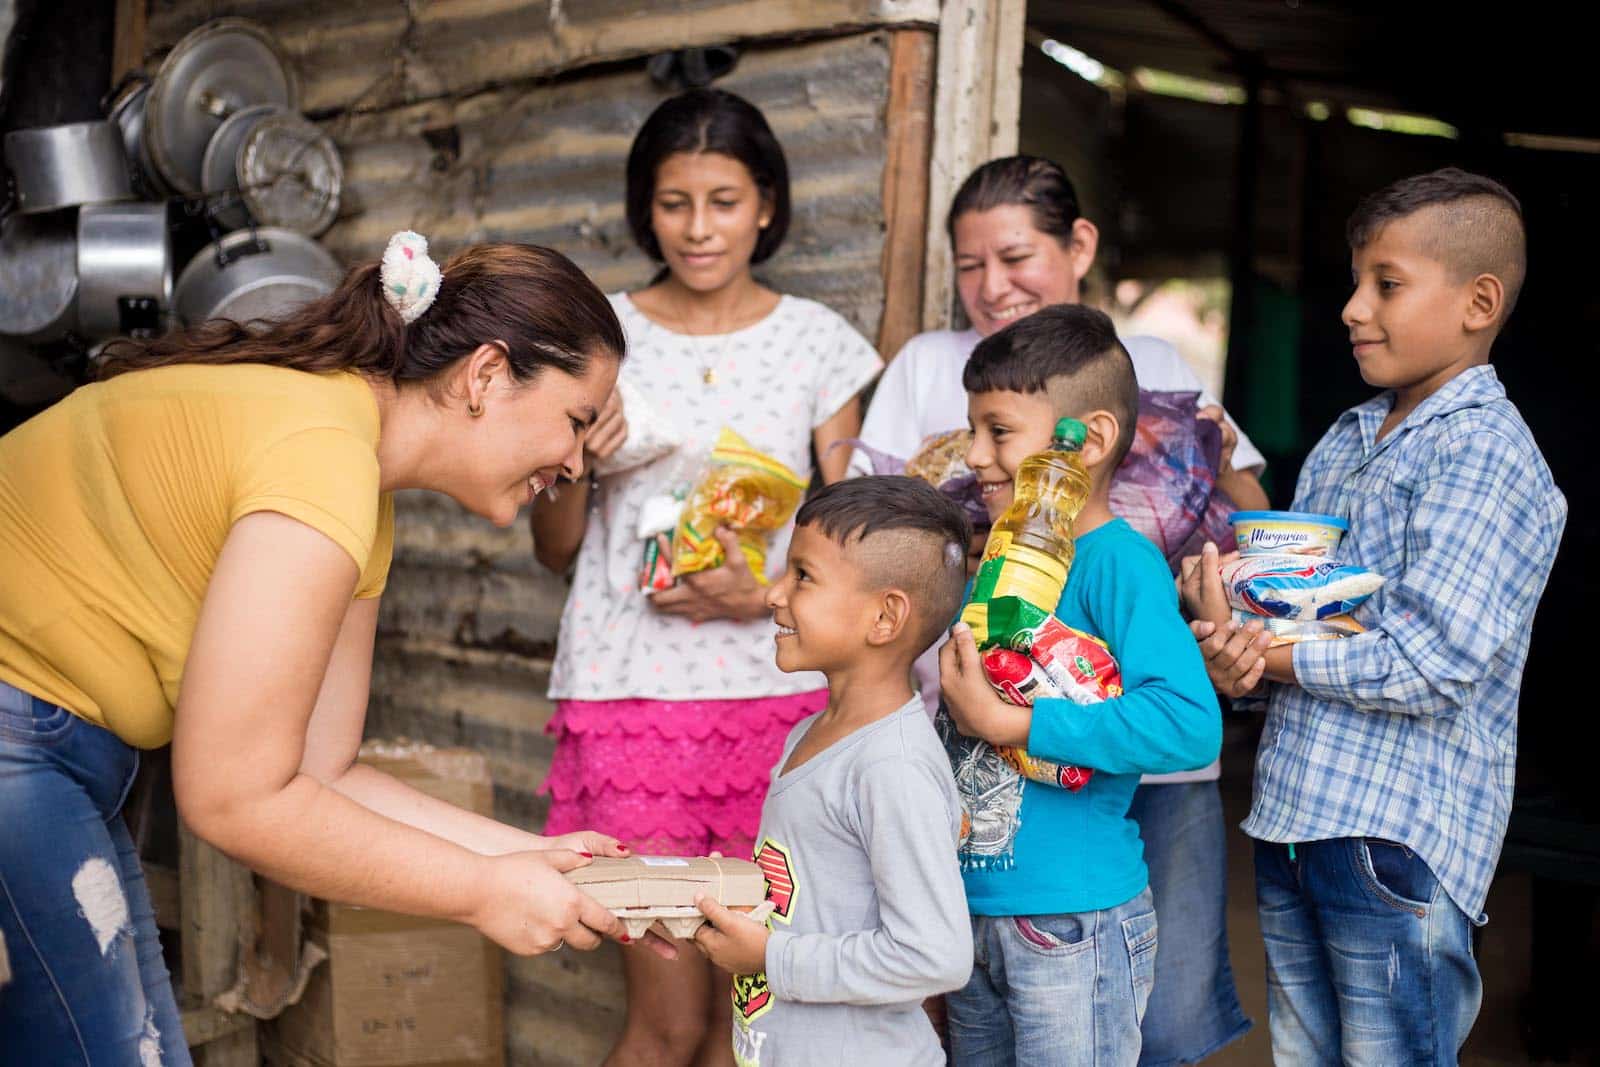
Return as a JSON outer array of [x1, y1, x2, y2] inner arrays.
[[0, 233, 654, 1064]]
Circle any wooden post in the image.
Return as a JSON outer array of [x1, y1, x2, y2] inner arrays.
[[877, 27, 937, 360], [111, 0, 147, 87], [179, 826, 260, 1065], [921, 0, 1027, 332]]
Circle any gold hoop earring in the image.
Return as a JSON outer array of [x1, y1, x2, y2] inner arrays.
[[468, 400, 484, 418]]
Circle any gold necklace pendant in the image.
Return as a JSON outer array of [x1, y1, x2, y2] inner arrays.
[[703, 368, 717, 385]]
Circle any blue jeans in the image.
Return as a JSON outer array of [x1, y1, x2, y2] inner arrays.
[[1254, 837, 1482, 1066], [0, 680, 190, 1065], [1127, 781, 1251, 1065], [948, 887, 1157, 1067]]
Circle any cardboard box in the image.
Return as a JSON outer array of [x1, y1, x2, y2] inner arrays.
[[568, 856, 771, 940], [267, 743, 504, 1067], [567, 856, 768, 910]]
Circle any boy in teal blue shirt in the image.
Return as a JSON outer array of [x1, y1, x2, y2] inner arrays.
[[939, 303, 1221, 1066]]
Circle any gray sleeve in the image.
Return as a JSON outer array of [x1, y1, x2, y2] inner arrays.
[[763, 755, 973, 1005]]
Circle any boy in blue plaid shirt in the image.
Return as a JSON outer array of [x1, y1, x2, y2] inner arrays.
[[1180, 168, 1566, 1064]]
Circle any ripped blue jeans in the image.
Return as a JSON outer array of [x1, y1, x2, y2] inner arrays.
[[1254, 837, 1481, 1066], [0, 679, 190, 1065]]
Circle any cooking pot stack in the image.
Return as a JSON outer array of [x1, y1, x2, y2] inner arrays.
[[0, 17, 344, 352]]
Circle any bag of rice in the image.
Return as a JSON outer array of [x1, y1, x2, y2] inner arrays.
[[1220, 553, 1384, 621]]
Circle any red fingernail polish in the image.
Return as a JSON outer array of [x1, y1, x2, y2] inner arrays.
[[579, 851, 593, 858], [620, 933, 631, 943]]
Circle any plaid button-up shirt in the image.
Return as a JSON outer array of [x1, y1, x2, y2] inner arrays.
[[1241, 365, 1566, 920]]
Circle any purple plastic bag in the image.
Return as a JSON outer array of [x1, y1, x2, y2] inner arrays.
[[1113, 390, 1236, 574], [842, 435, 990, 532], [843, 389, 1234, 573]]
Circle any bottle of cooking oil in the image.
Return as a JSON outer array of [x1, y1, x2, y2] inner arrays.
[[961, 418, 1092, 646]]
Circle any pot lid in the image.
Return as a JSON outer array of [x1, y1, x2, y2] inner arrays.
[[201, 103, 282, 200], [237, 113, 343, 237], [145, 18, 298, 196], [0, 213, 78, 338]]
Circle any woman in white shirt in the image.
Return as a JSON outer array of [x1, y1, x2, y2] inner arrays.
[[855, 156, 1258, 1066], [530, 89, 881, 1065]]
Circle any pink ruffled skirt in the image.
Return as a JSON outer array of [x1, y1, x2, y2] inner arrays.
[[541, 691, 827, 858]]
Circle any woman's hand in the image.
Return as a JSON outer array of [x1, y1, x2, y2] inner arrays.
[[649, 528, 770, 623], [1198, 405, 1270, 510], [471, 848, 683, 959], [586, 386, 629, 463], [540, 829, 631, 858], [468, 849, 619, 955], [1197, 404, 1238, 472]]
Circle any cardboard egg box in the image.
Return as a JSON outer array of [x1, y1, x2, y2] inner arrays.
[[566, 856, 770, 939]]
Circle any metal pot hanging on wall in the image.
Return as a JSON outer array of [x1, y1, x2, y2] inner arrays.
[[144, 18, 298, 197], [76, 202, 173, 339], [200, 103, 284, 230], [173, 226, 340, 328], [108, 78, 174, 200], [0, 213, 79, 341], [234, 112, 343, 237], [2, 121, 134, 214]]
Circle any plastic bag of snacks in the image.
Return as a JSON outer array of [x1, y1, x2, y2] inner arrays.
[[906, 429, 988, 532], [841, 430, 989, 533], [988, 598, 1123, 697], [1220, 554, 1385, 621], [636, 491, 685, 592], [671, 428, 806, 584], [979, 597, 1124, 792], [982, 649, 1095, 791]]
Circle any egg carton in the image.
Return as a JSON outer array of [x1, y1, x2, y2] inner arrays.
[[615, 900, 775, 941]]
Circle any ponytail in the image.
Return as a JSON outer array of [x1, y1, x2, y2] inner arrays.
[[98, 242, 625, 387]]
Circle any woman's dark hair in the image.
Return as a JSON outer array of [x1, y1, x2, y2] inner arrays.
[[624, 88, 791, 265], [946, 155, 1081, 247], [98, 243, 626, 386]]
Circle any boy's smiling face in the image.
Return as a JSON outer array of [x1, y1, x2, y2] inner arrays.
[[965, 388, 1059, 521], [765, 523, 875, 675], [1344, 210, 1487, 402]]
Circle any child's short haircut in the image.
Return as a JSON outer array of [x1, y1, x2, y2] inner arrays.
[[1347, 167, 1527, 316], [962, 304, 1138, 468], [795, 477, 972, 656]]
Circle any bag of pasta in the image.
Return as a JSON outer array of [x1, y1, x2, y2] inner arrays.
[[672, 428, 806, 583]]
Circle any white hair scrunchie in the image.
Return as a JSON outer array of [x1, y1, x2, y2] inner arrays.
[[380, 230, 443, 324]]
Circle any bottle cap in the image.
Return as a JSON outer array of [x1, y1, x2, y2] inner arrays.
[[1053, 418, 1087, 450]]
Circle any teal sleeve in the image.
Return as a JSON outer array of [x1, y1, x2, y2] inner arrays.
[[1026, 547, 1221, 775]]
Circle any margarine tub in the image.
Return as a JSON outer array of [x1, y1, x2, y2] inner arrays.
[[1230, 511, 1347, 556]]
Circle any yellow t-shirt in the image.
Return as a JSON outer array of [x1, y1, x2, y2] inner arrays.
[[0, 363, 395, 749]]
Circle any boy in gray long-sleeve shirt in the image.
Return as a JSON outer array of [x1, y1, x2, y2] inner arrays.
[[694, 477, 975, 1066]]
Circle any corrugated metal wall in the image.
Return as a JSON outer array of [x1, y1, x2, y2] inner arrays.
[[144, 6, 901, 1063]]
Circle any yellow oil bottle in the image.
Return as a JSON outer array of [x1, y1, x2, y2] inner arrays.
[[961, 418, 1092, 646]]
